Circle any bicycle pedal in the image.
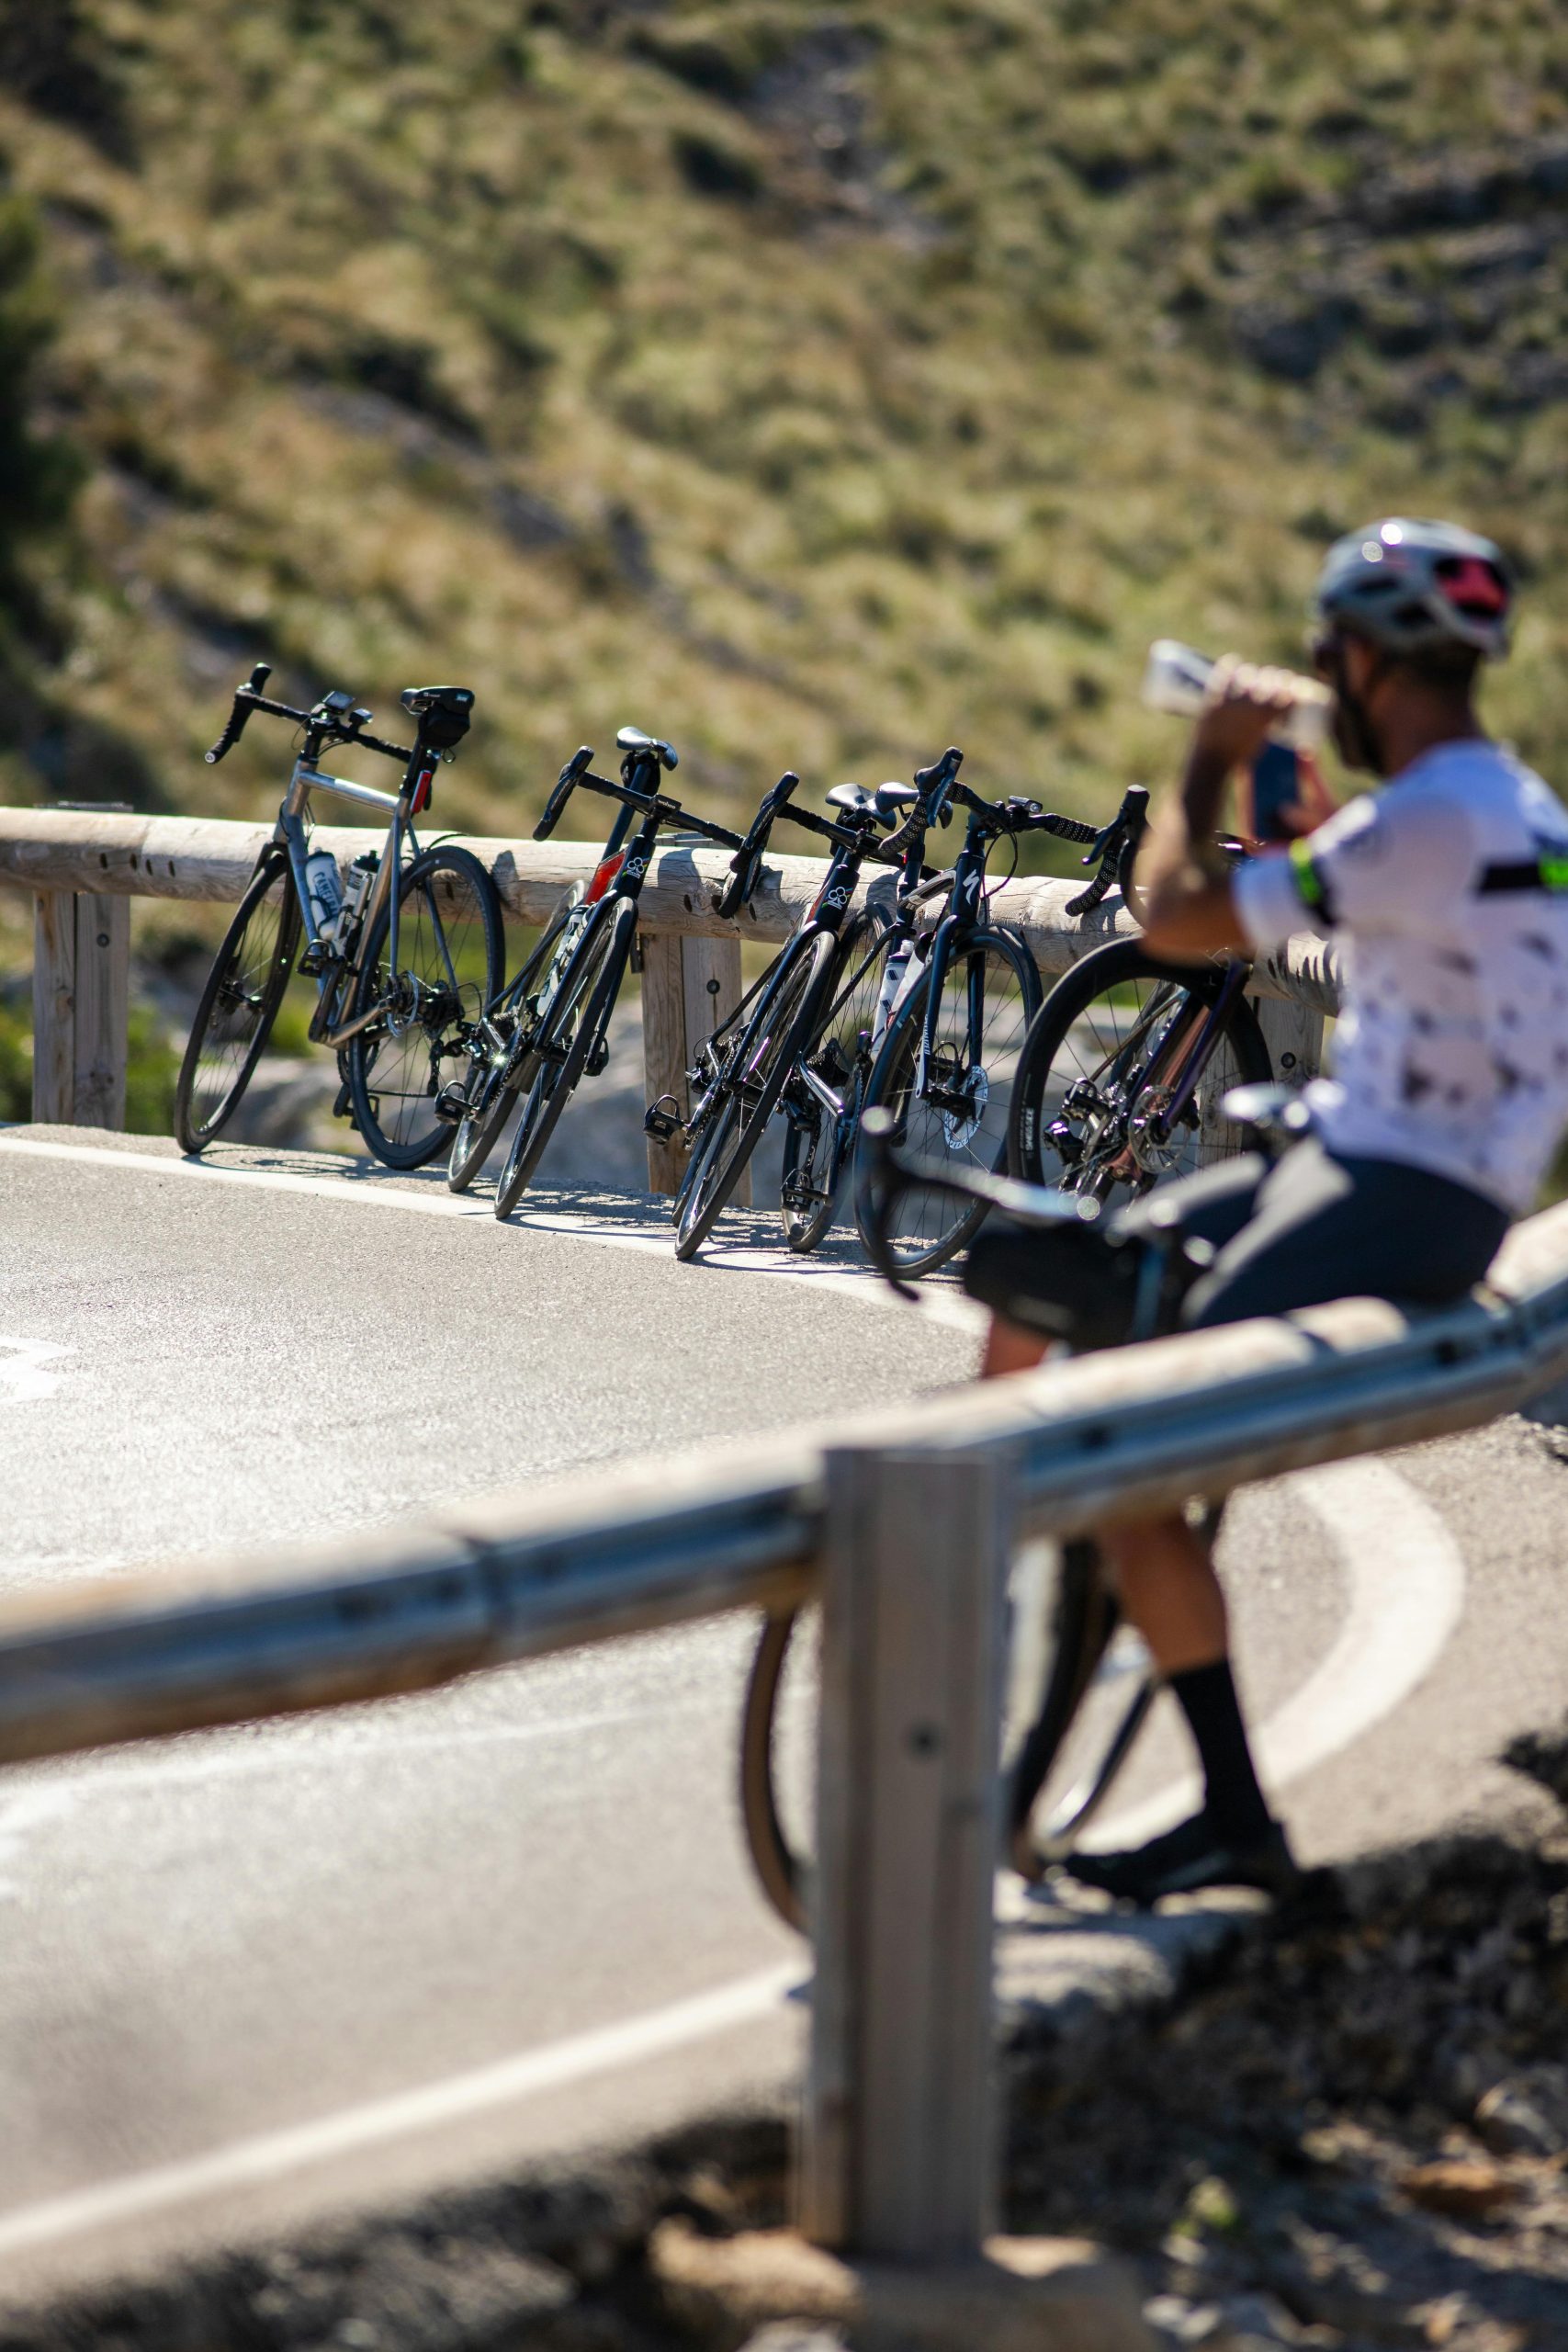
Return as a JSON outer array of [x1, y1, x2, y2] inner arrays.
[[585, 1035, 610, 1079], [332, 1078, 354, 1119], [644, 1094, 682, 1143], [434, 1080, 468, 1125]]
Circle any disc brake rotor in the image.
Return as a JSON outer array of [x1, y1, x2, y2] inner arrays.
[[937, 1060, 989, 1151]]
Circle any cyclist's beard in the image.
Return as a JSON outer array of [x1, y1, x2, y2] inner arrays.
[[1327, 644, 1390, 776]]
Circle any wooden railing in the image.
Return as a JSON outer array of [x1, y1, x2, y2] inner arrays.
[[0, 807, 1339, 1184]]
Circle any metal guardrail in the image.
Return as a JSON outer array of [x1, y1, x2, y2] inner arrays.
[[0, 807, 1340, 1184], [1, 1192, 1564, 2256]]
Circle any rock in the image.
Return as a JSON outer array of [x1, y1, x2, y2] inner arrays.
[[1474, 2064, 1568, 2156], [649, 2220, 1157, 2351], [1398, 2158, 1521, 2222]]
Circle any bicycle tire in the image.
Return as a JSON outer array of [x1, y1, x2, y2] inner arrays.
[[175, 852, 301, 1153], [779, 908, 892, 1255], [674, 930, 838, 1262], [739, 1604, 813, 1933], [493, 893, 636, 1217], [1009, 936, 1271, 1201], [738, 1539, 1156, 1930], [852, 924, 1040, 1279], [347, 846, 504, 1170], [447, 888, 584, 1193]]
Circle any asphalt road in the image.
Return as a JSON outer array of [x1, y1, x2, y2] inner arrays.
[[1, 1125, 1566, 2302]]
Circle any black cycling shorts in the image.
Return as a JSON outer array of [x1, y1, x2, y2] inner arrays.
[[962, 1139, 1509, 1342]]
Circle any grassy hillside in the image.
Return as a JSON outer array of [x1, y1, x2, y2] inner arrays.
[[1, 0, 1566, 852]]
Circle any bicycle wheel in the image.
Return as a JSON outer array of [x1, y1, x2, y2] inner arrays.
[[739, 1602, 819, 1933], [1009, 937, 1271, 1205], [738, 1537, 1157, 1932], [447, 888, 584, 1193], [852, 925, 1039, 1279], [493, 894, 636, 1217], [175, 853, 301, 1152], [1003, 1537, 1156, 1881], [347, 847, 503, 1171], [779, 908, 892, 1254], [674, 930, 838, 1262]]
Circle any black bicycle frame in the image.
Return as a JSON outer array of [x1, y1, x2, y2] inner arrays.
[[908, 803, 1033, 1112]]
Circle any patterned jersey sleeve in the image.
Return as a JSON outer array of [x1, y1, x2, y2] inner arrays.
[[1232, 788, 1476, 954]]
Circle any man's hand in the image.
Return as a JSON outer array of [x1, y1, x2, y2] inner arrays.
[[1234, 746, 1339, 845], [1190, 655, 1303, 778]]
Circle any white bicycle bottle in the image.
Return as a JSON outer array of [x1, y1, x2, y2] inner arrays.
[[303, 848, 344, 942], [1142, 639, 1330, 752]]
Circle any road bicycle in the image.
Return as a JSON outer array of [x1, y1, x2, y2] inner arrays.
[[738, 1096, 1283, 1929], [175, 664, 503, 1169], [1008, 820, 1271, 1203], [667, 754, 1152, 1268], [651, 763, 934, 1262], [479, 729, 748, 1219], [844, 756, 1105, 1280]]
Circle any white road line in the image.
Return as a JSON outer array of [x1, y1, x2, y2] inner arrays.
[[0, 1336, 73, 1403], [0, 1962, 801, 2259], [0, 1134, 984, 1333], [1083, 1458, 1467, 1849]]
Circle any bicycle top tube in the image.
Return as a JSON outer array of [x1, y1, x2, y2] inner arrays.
[[291, 761, 402, 818]]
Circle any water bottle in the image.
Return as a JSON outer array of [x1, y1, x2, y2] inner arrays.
[[1141, 639, 1330, 752], [304, 848, 344, 943], [327, 851, 378, 946]]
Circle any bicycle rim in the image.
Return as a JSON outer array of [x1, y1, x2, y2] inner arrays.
[[494, 898, 632, 1216], [854, 927, 1038, 1278], [347, 848, 503, 1170], [175, 856, 300, 1152], [1009, 937, 1271, 1207], [674, 933, 835, 1261], [780, 910, 891, 1254]]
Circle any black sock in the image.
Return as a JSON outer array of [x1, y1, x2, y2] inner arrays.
[[1168, 1659, 1271, 1840]]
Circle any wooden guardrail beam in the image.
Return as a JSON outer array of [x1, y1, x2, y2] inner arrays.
[[0, 808, 1341, 1008]]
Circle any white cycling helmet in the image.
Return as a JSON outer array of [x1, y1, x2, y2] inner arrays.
[[1313, 517, 1513, 662]]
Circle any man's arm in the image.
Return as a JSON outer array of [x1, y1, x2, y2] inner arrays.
[[1134, 659, 1306, 963]]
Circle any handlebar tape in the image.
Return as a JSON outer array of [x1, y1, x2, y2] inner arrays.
[[204, 662, 273, 764], [715, 771, 800, 922], [534, 747, 594, 842]]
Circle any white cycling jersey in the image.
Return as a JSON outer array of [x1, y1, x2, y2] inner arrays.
[[1232, 738, 1568, 1214]]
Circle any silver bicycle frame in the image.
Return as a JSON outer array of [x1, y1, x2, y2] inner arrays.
[[273, 758, 415, 1048]]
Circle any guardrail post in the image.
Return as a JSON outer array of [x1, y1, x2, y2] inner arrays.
[[802, 1441, 1012, 2258], [30, 888, 130, 1128], [639, 929, 748, 1203]]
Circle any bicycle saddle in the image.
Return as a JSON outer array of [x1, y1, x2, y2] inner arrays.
[[400, 685, 474, 750], [616, 725, 678, 770]]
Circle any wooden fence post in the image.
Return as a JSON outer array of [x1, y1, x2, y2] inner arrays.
[[638, 929, 747, 1202], [30, 888, 130, 1128], [1250, 991, 1325, 1091], [801, 1442, 1013, 2260]]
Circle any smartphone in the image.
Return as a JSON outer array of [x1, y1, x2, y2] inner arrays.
[[1248, 741, 1302, 844]]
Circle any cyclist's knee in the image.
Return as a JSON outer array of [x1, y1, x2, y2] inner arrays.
[[980, 1313, 1048, 1377]]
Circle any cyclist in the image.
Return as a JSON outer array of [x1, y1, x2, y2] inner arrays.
[[964, 516, 1568, 1905]]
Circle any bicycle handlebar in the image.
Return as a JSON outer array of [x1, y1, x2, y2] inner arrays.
[[533, 745, 745, 855], [205, 664, 416, 769], [854, 1107, 1101, 1301], [713, 771, 803, 922]]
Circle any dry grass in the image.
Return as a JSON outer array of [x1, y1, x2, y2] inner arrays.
[[0, 0, 1564, 857]]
